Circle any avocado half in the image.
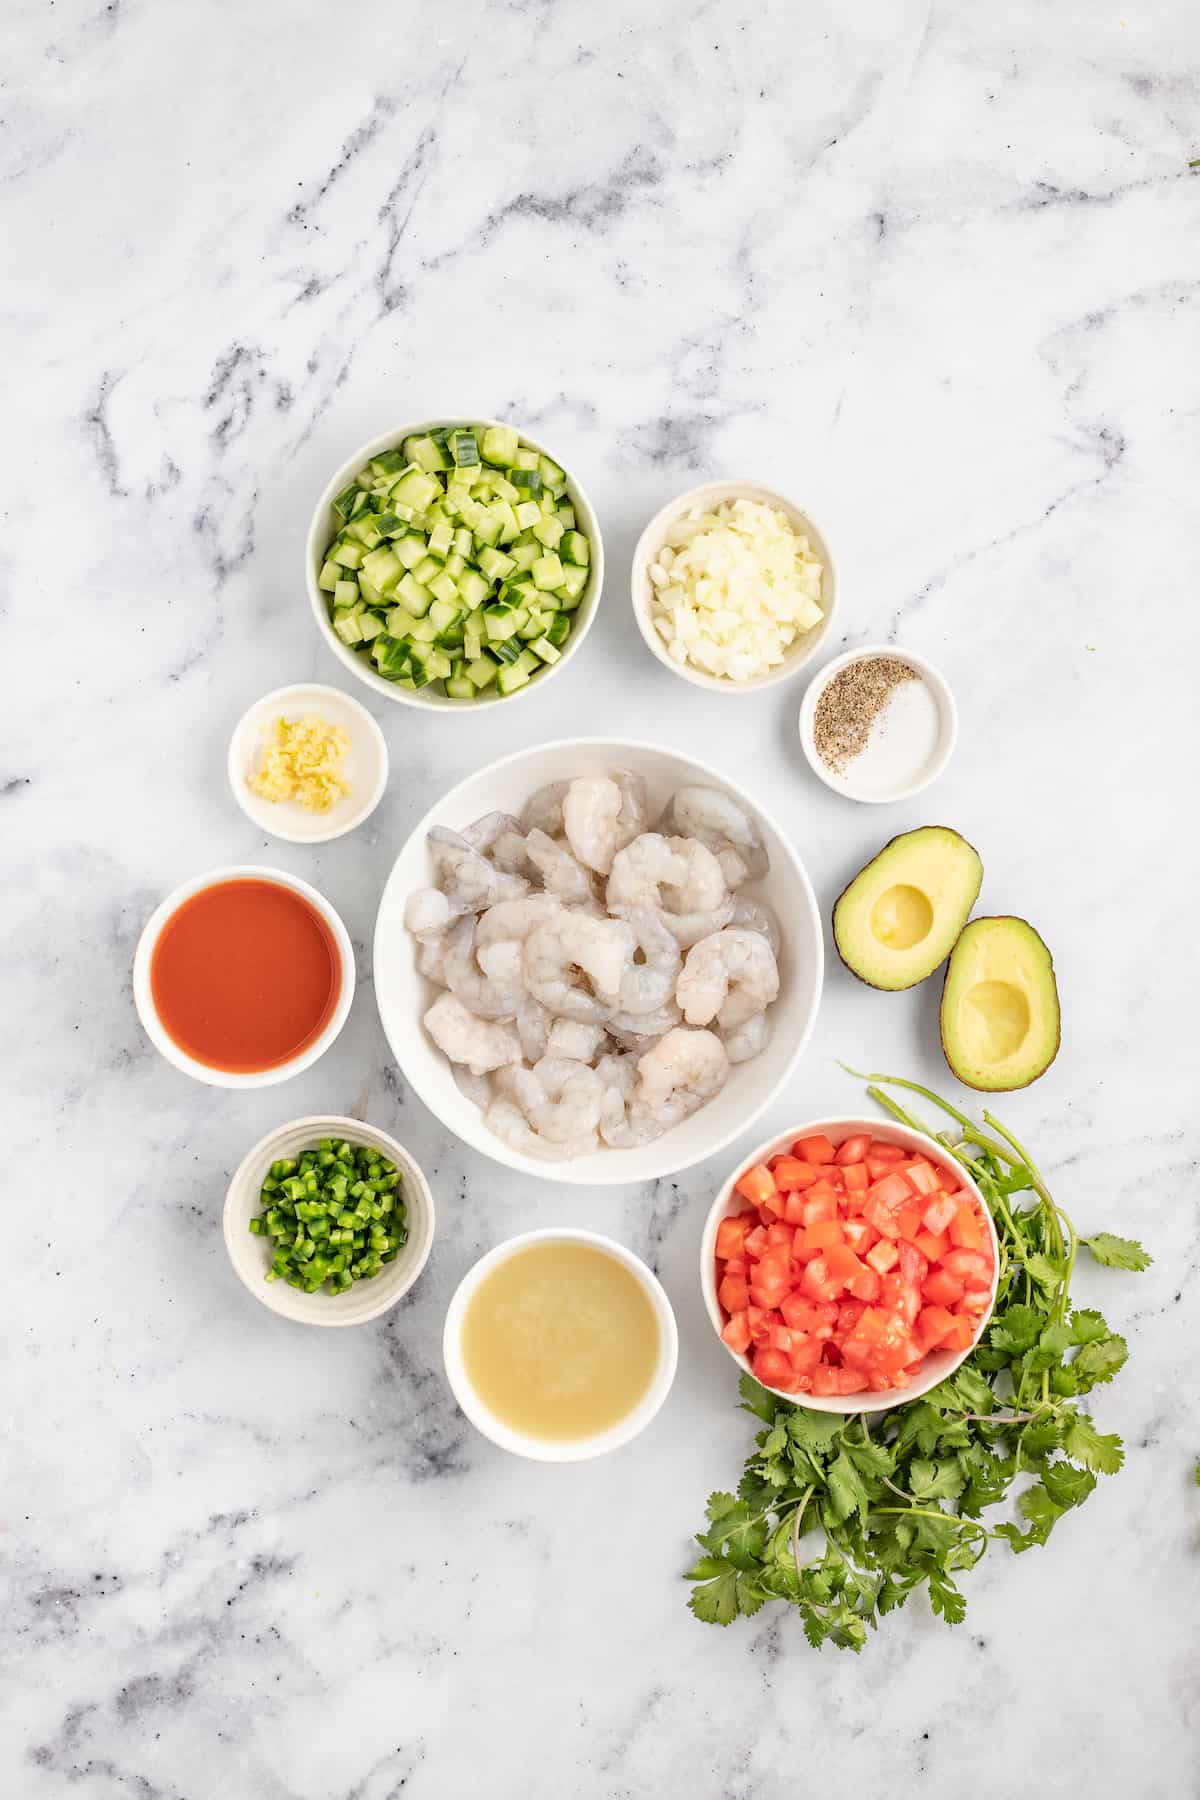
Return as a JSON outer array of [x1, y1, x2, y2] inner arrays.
[[941, 916, 1060, 1091], [833, 826, 984, 991]]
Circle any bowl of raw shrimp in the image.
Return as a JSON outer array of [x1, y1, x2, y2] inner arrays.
[[373, 738, 824, 1185]]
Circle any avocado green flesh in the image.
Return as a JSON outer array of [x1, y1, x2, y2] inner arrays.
[[833, 826, 983, 991], [941, 915, 1060, 1090]]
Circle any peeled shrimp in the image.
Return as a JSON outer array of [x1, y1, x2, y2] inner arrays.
[[415, 935, 448, 984], [562, 771, 648, 876], [612, 906, 681, 1016], [520, 781, 569, 837], [405, 887, 452, 938], [452, 1064, 493, 1108], [443, 917, 523, 1019], [723, 1011, 770, 1064], [485, 1096, 594, 1161], [474, 893, 563, 950], [658, 786, 769, 883], [676, 928, 780, 1029], [545, 1018, 607, 1063], [523, 913, 633, 1023], [516, 991, 550, 1064], [595, 1052, 665, 1148], [424, 992, 521, 1075], [527, 1056, 605, 1142], [461, 811, 523, 854], [607, 834, 733, 947], [635, 1027, 729, 1126], [524, 829, 595, 905], [428, 826, 528, 913], [730, 896, 782, 960]]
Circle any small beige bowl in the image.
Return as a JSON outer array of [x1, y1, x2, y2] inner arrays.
[[305, 418, 604, 712], [442, 1228, 679, 1461], [630, 480, 837, 693], [700, 1116, 999, 1414], [228, 683, 388, 844], [223, 1115, 435, 1326]]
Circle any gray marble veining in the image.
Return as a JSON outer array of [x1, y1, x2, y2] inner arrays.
[[4, 0, 1199, 1794]]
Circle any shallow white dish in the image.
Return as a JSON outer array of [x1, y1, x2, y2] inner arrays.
[[224, 1115, 435, 1327], [228, 682, 388, 844], [699, 1115, 1000, 1413], [442, 1228, 678, 1461], [305, 417, 604, 712], [373, 737, 824, 1186], [798, 645, 957, 803], [630, 480, 837, 694], [132, 865, 355, 1089]]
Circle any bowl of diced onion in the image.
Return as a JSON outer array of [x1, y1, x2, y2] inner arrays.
[[630, 481, 836, 693]]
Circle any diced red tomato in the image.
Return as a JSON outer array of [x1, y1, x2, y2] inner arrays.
[[715, 1136, 993, 1392], [721, 1311, 751, 1353], [794, 1134, 836, 1164], [834, 1134, 871, 1166], [718, 1273, 750, 1314], [949, 1203, 985, 1251], [735, 1163, 777, 1206], [922, 1192, 959, 1236], [772, 1156, 818, 1191]]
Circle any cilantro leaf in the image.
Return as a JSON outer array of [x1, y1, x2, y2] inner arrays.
[[1082, 1233, 1152, 1272], [990, 1305, 1043, 1355], [786, 1411, 847, 1456], [908, 1457, 966, 1503], [1025, 1321, 1074, 1371], [688, 1566, 740, 1625], [1069, 1308, 1110, 1345], [738, 1372, 780, 1422], [1072, 1333, 1128, 1391], [927, 1568, 966, 1624], [827, 1449, 873, 1521], [1062, 1414, 1124, 1474]]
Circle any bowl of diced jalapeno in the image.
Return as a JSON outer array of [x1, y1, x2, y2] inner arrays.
[[307, 419, 603, 707]]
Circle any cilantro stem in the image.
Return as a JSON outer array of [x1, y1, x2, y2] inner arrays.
[[790, 1485, 815, 1579]]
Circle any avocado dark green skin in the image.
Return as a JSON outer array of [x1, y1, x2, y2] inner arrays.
[[832, 825, 985, 992], [939, 914, 1061, 1091]]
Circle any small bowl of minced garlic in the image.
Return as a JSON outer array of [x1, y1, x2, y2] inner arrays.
[[228, 683, 388, 843]]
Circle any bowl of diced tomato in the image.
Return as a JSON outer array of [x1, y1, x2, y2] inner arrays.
[[700, 1118, 999, 1412]]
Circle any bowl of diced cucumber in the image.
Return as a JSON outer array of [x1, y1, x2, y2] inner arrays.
[[307, 419, 602, 707]]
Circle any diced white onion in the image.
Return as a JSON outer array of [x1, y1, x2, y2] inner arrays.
[[645, 498, 823, 683]]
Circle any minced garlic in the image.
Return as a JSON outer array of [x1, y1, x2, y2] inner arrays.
[[248, 715, 350, 814]]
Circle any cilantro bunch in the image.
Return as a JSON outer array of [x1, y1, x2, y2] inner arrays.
[[686, 1074, 1150, 1649]]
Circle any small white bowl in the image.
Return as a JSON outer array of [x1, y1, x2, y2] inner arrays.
[[224, 1115, 435, 1327], [228, 683, 388, 844], [305, 418, 604, 712], [442, 1228, 678, 1461], [132, 865, 356, 1089], [373, 737, 824, 1186], [799, 645, 958, 803], [630, 480, 837, 694], [700, 1116, 1000, 1414]]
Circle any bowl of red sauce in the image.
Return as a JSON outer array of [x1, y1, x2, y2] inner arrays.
[[133, 866, 355, 1087]]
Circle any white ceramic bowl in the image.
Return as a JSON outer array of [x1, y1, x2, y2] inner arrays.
[[224, 1115, 435, 1326], [798, 645, 958, 803], [228, 682, 388, 844], [305, 418, 604, 712], [700, 1116, 1000, 1413], [373, 737, 824, 1185], [132, 865, 356, 1089], [442, 1228, 678, 1461], [630, 480, 837, 694]]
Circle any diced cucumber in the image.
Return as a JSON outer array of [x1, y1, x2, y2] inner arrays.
[[333, 482, 361, 521], [450, 429, 480, 468], [477, 545, 516, 583], [444, 675, 475, 699], [466, 656, 499, 689], [413, 555, 442, 586], [484, 606, 521, 643], [330, 538, 365, 570], [511, 468, 542, 496], [472, 509, 503, 548], [496, 661, 531, 695], [490, 476, 519, 505], [456, 568, 488, 609], [559, 563, 588, 600], [429, 571, 459, 606], [361, 546, 403, 592], [358, 611, 385, 641], [390, 469, 440, 512], [532, 515, 564, 551], [514, 500, 542, 530], [532, 553, 565, 591], [425, 648, 453, 681], [334, 612, 364, 645], [346, 517, 382, 549], [333, 579, 359, 608], [490, 637, 522, 665], [427, 520, 453, 557], [358, 577, 384, 607], [397, 573, 434, 616], [512, 647, 541, 678], [387, 606, 419, 638], [404, 435, 451, 473], [482, 425, 520, 466], [318, 559, 341, 592], [444, 553, 466, 580], [370, 449, 408, 477], [408, 616, 439, 644], [562, 530, 590, 565], [539, 455, 566, 486], [545, 613, 571, 647], [394, 535, 427, 571], [428, 598, 462, 633], [556, 503, 576, 529], [464, 626, 482, 661], [512, 448, 540, 472], [529, 635, 562, 664]]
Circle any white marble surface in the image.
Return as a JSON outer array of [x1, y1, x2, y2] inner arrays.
[[5, 1, 1199, 1794]]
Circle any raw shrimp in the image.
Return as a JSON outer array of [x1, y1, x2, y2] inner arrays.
[[676, 929, 780, 1029], [527, 1057, 604, 1143], [729, 896, 782, 960], [523, 914, 633, 1022], [562, 770, 648, 876], [607, 834, 733, 947], [723, 1011, 771, 1064], [607, 997, 681, 1041], [635, 1027, 730, 1126], [490, 828, 531, 876], [520, 781, 569, 837], [595, 1052, 665, 1148], [545, 1018, 607, 1063], [453, 1065, 493, 1108], [613, 906, 680, 1016], [404, 887, 452, 938], [474, 893, 563, 950], [484, 1097, 594, 1162], [461, 811, 522, 854], [658, 786, 769, 883], [443, 917, 523, 1019], [428, 826, 528, 912], [424, 993, 521, 1075], [524, 829, 595, 905], [415, 935, 448, 984], [516, 991, 550, 1064]]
